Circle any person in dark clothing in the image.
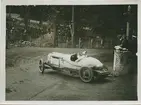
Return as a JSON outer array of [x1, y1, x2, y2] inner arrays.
[[129, 36, 137, 54], [120, 35, 137, 54], [120, 35, 129, 49], [70, 53, 78, 61]]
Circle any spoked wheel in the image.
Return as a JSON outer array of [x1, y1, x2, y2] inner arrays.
[[79, 67, 94, 83], [39, 59, 45, 73]]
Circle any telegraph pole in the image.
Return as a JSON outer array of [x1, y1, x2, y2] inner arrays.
[[71, 6, 74, 48], [126, 5, 131, 40]]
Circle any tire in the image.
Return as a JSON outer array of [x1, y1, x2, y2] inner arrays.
[[79, 67, 94, 83], [39, 59, 45, 74]]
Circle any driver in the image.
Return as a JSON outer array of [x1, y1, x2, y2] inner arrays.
[[70, 51, 87, 62]]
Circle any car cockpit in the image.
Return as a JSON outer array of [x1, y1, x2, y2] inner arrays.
[[70, 51, 87, 62]]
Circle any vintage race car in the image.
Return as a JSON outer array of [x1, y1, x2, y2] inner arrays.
[[39, 51, 110, 83]]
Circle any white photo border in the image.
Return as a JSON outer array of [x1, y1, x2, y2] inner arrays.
[[0, 0, 141, 104]]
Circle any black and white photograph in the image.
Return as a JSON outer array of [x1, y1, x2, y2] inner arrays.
[[5, 4, 138, 101]]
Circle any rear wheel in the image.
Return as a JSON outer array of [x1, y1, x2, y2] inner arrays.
[[39, 59, 45, 73], [79, 67, 94, 83]]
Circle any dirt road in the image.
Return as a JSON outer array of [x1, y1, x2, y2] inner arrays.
[[6, 47, 137, 100]]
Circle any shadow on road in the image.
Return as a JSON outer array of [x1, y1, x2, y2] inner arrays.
[[42, 70, 113, 84]]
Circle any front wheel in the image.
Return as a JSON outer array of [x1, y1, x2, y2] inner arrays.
[[79, 67, 94, 83], [39, 59, 45, 73]]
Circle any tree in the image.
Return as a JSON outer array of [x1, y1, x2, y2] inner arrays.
[[6, 5, 137, 48]]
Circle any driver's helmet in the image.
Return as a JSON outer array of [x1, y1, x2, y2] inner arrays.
[[70, 53, 78, 61]]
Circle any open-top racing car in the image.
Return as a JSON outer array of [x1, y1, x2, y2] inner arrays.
[[39, 51, 110, 83]]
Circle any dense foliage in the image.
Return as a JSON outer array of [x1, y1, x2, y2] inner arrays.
[[6, 5, 137, 48]]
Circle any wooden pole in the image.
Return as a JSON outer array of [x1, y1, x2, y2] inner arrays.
[[126, 22, 130, 40], [126, 5, 131, 40], [71, 6, 74, 48], [53, 22, 56, 47], [79, 38, 81, 48]]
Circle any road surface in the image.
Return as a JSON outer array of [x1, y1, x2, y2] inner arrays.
[[6, 47, 137, 100]]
